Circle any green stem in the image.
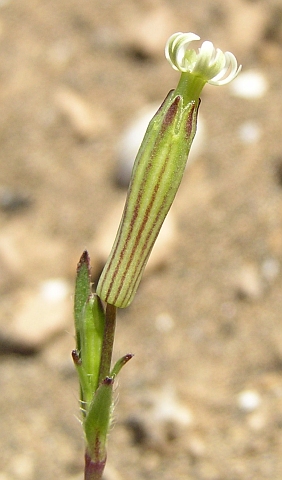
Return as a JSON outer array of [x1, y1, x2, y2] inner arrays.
[[98, 303, 116, 383], [174, 71, 205, 103]]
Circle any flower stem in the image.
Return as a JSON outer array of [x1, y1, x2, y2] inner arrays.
[[174, 71, 205, 103], [84, 450, 106, 480], [98, 303, 116, 383]]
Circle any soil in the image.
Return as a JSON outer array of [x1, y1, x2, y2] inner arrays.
[[1, 1, 282, 479]]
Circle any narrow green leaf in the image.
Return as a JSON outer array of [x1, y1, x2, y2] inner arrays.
[[110, 353, 133, 377], [81, 295, 105, 399], [84, 376, 114, 462], [74, 250, 91, 351], [72, 349, 92, 413]]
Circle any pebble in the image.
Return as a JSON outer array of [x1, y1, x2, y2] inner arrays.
[[115, 104, 205, 188], [187, 435, 206, 458], [92, 199, 177, 275], [261, 257, 280, 283], [126, 5, 174, 58], [235, 263, 264, 300], [39, 278, 69, 302], [0, 186, 31, 213], [155, 312, 174, 332], [230, 70, 268, 99], [151, 384, 193, 427], [54, 87, 111, 139], [125, 384, 193, 450], [237, 389, 262, 412], [8, 453, 34, 480], [234, 259, 279, 301], [3, 279, 71, 350], [237, 121, 261, 145]]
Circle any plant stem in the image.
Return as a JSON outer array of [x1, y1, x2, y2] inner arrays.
[[98, 303, 116, 383], [84, 450, 106, 480], [84, 304, 116, 480]]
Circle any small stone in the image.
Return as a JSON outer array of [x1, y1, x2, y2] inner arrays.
[[125, 384, 193, 450], [230, 70, 268, 99], [125, 415, 148, 446], [152, 384, 193, 427], [3, 279, 71, 350], [187, 436, 206, 458], [126, 6, 174, 58], [39, 278, 69, 302], [155, 312, 174, 332], [9, 453, 34, 480], [238, 121, 261, 144], [235, 264, 264, 300], [261, 257, 280, 283], [54, 87, 110, 139], [237, 390, 262, 412], [0, 186, 31, 213]]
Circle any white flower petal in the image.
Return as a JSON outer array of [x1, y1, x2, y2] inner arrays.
[[194, 42, 226, 80], [165, 32, 200, 72], [209, 52, 242, 86]]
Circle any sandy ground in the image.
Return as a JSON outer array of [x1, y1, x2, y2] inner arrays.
[[1, 1, 282, 479]]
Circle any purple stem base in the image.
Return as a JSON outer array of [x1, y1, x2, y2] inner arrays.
[[84, 451, 106, 480]]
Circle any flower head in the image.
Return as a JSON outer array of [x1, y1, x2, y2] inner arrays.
[[165, 32, 241, 86]]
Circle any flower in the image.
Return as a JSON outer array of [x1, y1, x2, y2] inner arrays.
[[165, 32, 241, 86], [96, 32, 241, 309]]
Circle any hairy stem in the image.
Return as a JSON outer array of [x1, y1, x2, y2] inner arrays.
[[84, 450, 106, 480]]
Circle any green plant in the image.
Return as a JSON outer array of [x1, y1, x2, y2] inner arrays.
[[72, 31, 241, 480]]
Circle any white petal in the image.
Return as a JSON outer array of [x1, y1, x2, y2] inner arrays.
[[165, 32, 200, 72], [209, 52, 241, 86], [193, 42, 226, 80]]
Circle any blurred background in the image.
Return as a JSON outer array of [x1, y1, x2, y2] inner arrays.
[[0, 0, 282, 479]]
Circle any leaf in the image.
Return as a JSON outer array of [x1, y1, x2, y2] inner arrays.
[[74, 250, 91, 351]]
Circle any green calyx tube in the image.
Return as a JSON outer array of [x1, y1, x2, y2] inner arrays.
[[97, 89, 199, 308]]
